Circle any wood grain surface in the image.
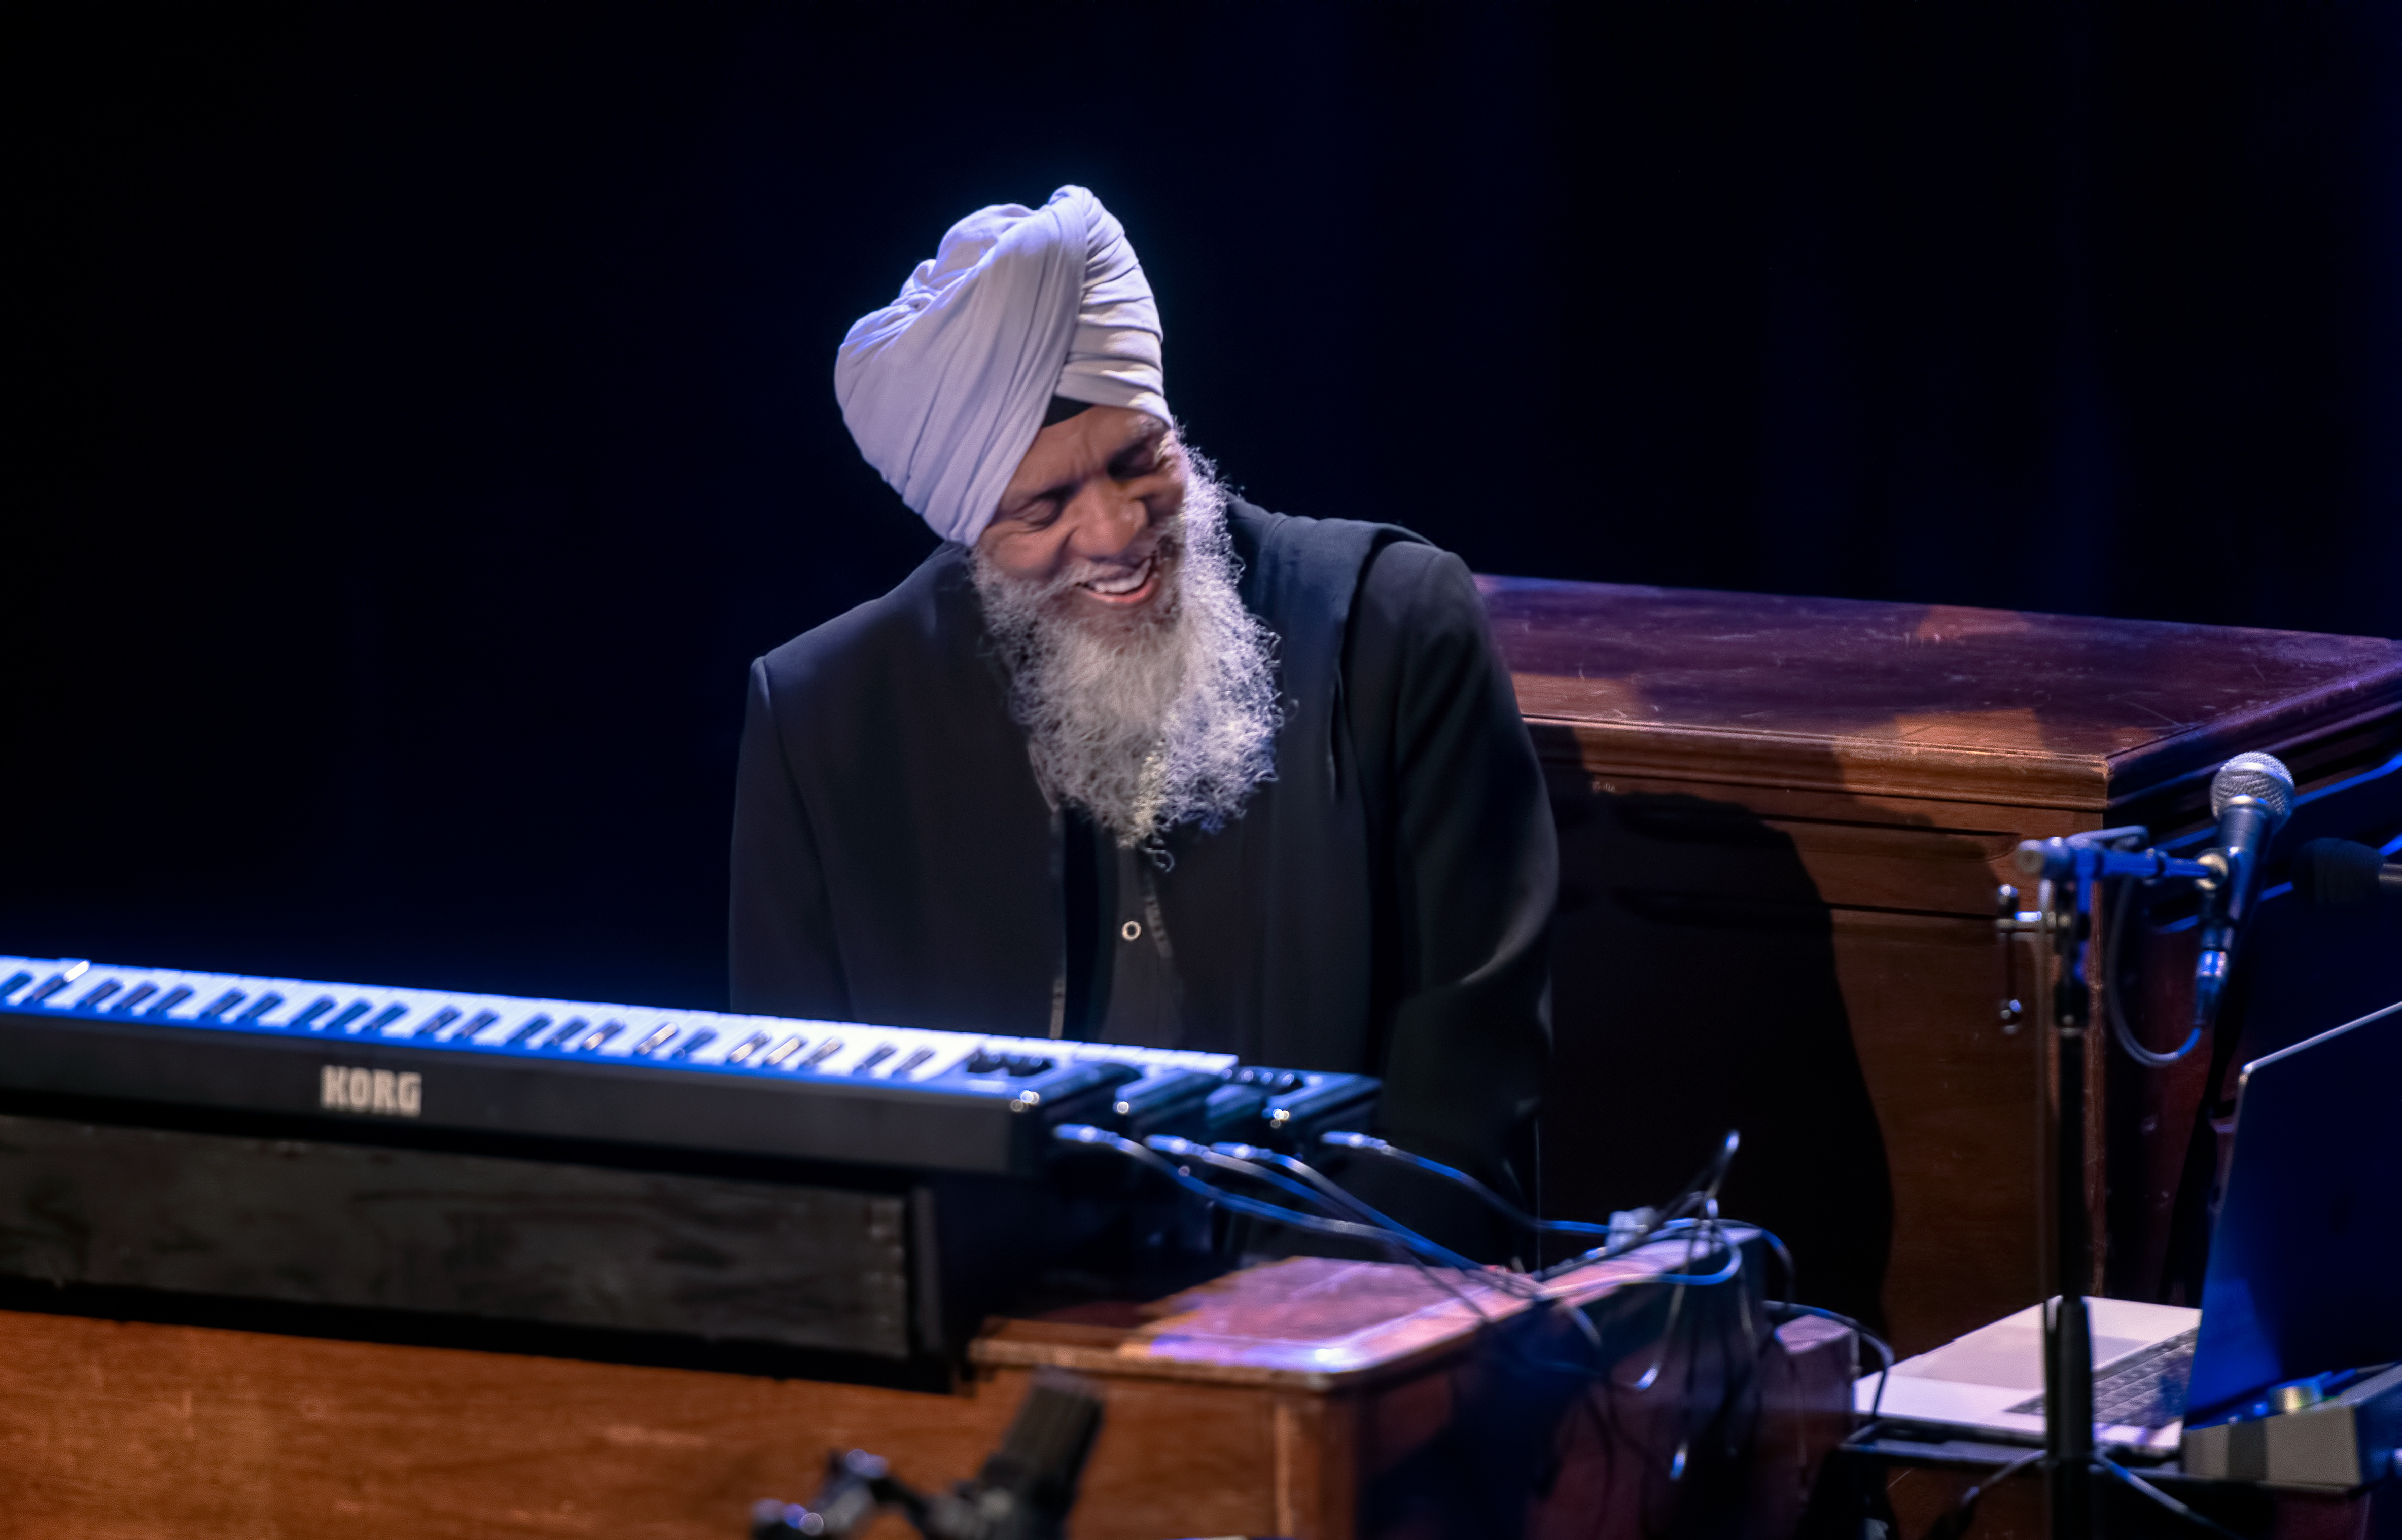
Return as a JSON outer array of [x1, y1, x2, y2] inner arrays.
[[968, 1244, 1702, 1389], [1481, 578, 2402, 810], [0, 1307, 1265, 1540], [0, 1243, 1856, 1540], [1482, 575, 2402, 1357]]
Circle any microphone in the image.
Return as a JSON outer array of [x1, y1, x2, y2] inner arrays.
[[960, 1367, 1106, 1539], [2291, 837, 2402, 909], [2192, 752, 2295, 1030], [754, 1368, 1103, 1540]]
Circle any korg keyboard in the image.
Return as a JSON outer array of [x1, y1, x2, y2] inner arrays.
[[0, 954, 1380, 1361], [0, 955, 1376, 1173]]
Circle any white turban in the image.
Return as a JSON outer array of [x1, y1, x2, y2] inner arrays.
[[835, 186, 1169, 546]]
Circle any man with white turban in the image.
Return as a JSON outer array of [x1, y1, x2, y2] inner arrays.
[[729, 188, 1554, 1251]]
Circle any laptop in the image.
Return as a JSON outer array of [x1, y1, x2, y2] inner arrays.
[[1860, 997, 2401, 1454]]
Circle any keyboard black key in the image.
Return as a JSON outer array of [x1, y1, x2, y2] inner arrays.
[[234, 993, 285, 1025], [22, 975, 71, 1007], [0, 953, 1374, 1186], [504, 1014, 555, 1047], [0, 972, 32, 1002]]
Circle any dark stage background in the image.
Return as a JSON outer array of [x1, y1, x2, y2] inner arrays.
[[12, 3, 2399, 1013]]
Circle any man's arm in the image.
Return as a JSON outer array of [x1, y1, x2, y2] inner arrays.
[[728, 659, 853, 1019], [1349, 542, 1556, 1213]]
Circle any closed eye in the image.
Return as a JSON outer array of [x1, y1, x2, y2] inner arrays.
[[1109, 427, 1169, 480], [1001, 492, 1068, 528]]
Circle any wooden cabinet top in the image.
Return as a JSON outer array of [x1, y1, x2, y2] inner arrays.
[[1478, 577, 2402, 812], [971, 1243, 1697, 1392]]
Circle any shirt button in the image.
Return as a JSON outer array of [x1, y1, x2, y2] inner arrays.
[[1120, 919, 1143, 942]]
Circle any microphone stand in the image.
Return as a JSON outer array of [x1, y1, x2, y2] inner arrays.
[[2004, 833, 2217, 1540]]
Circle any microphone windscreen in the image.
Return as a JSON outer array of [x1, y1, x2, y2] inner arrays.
[[2210, 751, 2295, 820], [978, 1367, 1104, 1516], [2292, 837, 2387, 909]]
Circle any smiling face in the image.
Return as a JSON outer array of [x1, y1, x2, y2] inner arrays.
[[969, 416, 1281, 846], [974, 404, 1188, 628]]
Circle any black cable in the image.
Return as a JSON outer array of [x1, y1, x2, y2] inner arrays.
[[1064, 1123, 1581, 1320], [1131, 1125, 1777, 1492], [1145, 1138, 1620, 1366], [1323, 1129, 1746, 1254], [1321, 1130, 1614, 1237], [1916, 1449, 2042, 1540], [2107, 874, 2202, 1065], [1534, 1137, 1749, 1284], [1127, 1134, 1603, 1365], [1086, 1122, 1871, 1540], [1165, 1137, 1515, 1287], [1200, 1130, 1742, 1297], [1626, 1199, 1747, 1400], [1143, 1136, 1367, 1219], [1184, 1144, 1626, 1368], [1760, 1227, 1797, 1305], [2098, 1456, 2260, 1540], [1767, 1301, 1895, 1420], [1219, 1141, 1565, 1306], [1053, 1125, 1463, 1255]]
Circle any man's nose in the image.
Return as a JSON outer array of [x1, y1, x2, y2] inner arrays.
[[1063, 481, 1149, 560]]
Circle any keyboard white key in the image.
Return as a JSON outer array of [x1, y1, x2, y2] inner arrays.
[[0, 956, 1242, 1084]]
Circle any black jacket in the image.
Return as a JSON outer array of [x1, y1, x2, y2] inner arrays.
[[729, 500, 1554, 1192]]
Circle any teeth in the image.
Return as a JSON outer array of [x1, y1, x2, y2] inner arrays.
[[1081, 557, 1153, 596]]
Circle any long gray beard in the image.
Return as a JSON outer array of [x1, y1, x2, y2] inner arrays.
[[973, 458, 1282, 850]]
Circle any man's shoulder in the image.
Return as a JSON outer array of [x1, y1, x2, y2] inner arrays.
[[1226, 498, 1425, 565], [1224, 499, 1430, 619], [1227, 503, 1494, 679], [754, 543, 975, 707], [1352, 539, 1494, 658]]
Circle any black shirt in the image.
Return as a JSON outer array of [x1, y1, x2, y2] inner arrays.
[[729, 503, 1555, 1203]]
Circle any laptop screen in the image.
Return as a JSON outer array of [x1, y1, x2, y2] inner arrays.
[[2184, 998, 2402, 1428]]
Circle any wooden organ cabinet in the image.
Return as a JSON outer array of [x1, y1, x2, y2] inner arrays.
[[1478, 578, 2402, 1357]]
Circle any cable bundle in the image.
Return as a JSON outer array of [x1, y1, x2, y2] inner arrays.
[[1049, 1121, 1895, 1405]]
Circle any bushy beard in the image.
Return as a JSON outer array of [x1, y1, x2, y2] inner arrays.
[[972, 452, 1282, 851]]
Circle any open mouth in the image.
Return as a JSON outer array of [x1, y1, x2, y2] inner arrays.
[[1075, 552, 1160, 606]]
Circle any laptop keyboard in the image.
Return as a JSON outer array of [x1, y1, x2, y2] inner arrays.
[[2008, 1327, 2199, 1429]]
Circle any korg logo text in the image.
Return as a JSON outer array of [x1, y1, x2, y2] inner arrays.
[[322, 1065, 422, 1118]]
